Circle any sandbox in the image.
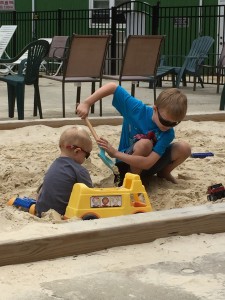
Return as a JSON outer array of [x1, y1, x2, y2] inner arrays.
[[0, 113, 225, 266]]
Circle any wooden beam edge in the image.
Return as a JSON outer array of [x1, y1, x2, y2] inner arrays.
[[0, 116, 123, 130], [1, 202, 225, 267], [0, 112, 225, 130]]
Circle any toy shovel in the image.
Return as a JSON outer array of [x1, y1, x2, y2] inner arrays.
[[85, 118, 118, 174]]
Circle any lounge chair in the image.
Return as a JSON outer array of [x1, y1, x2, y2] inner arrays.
[[103, 35, 165, 103], [215, 43, 225, 94], [43, 36, 69, 76], [0, 25, 17, 75], [160, 36, 214, 91], [201, 43, 225, 94], [42, 34, 111, 117]]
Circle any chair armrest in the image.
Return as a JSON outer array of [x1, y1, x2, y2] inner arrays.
[[50, 46, 68, 59], [0, 46, 29, 64], [18, 58, 27, 75], [218, 54, 225, 67], [187, 53, 209, 71], [160, 54, 186, 66], [187, 54, 208, 59]]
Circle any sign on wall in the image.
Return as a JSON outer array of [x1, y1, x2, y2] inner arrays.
[[0, 0, 15, 11], [174, 17, 189, 28]]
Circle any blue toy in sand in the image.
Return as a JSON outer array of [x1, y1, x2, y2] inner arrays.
[[7, 197, 37, 214], [191, 152, 214, 158]]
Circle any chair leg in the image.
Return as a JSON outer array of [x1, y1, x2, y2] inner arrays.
[[193, 76, 196, 91], [7, 83, 16, 118], [62, 82, 66, 118], [34, 83, 43, 119], [198, 76, 204, 88], [99, 80, 102, 117], [172, 74, 176, 87], [16, 83, 25, 120], [76, 84, 81, 115], [182, 74, 187, 87], [219, 84, 225, 110], [157, 77, 162, 87], [33, 99, 37, 117], [217, 74, 220, 94], [153, 81, 156, 104], [176, 68, 185, 88], [131, 82, 135, 97], [91, 82, 95, 114], [33, 82, 38, 117]]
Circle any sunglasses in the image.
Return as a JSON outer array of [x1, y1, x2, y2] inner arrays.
[[157, 108, 180, 127], [66, 145, 90, 159]]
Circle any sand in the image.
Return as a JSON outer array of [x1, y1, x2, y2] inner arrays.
[[1, 121, 225, 217], [0, 121, 225, 298], [1, 120, 225, 228]]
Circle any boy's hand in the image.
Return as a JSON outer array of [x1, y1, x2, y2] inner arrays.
[[76, 103, 90, 119], [97, 137, 117, 158]]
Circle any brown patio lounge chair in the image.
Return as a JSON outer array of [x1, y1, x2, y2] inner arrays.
[[201, 42, 225, 94], [43, 35, 69, 76], [42, 34, 111, 117], [103, 35, 165, 103], [215, 43, 225, 94]]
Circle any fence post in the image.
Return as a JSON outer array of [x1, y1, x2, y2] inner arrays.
[[12, 10, 17, 56], [152, 1, 160, 35], [57, 8, 62, 36], [111, 6, 117, 75]]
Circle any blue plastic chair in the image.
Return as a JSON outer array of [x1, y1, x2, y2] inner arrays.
[[0, 39, 50, 120], [160, 36, 214, 91]]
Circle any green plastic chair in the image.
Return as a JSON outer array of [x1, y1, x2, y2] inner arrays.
[[160, 36, 214, 91], [0, 39, 50, 120]]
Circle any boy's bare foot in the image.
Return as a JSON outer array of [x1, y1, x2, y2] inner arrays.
[[157, 172, 178, 184]]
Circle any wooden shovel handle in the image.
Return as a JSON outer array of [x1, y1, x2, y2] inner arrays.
[[85, 118, 99, 142]]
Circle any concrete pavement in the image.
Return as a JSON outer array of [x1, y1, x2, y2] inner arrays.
[[0, 78, 223, 121], [0, 78, 225, 300]]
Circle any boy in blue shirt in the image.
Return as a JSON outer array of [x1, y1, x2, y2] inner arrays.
[[77, 82, 191, 186]]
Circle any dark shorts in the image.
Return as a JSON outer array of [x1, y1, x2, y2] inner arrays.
[[114, 144, 173, 186]]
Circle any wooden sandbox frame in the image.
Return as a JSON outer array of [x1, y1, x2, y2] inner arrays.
[[0, 112, 225, 267]]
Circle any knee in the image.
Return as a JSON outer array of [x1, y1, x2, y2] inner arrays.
[[133, 139, 153, 156], [176, 141, 191, 158]]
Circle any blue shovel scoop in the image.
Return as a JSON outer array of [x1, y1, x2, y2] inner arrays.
[[85, 118, 118, 174]]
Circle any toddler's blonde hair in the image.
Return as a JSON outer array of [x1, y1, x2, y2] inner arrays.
[[59, 126, 92, 153]]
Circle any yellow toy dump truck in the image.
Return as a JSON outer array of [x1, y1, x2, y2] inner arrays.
[[64, 172, 152, 220]]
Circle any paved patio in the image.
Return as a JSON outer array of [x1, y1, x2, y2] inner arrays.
[[0, 78, 223, 122], [0, 77, 225, 299]]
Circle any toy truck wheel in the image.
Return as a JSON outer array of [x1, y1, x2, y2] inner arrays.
[[207, 194, 217, 201], [207, 195, 212, 201], [212, 195, 217, 201], [7, 197, 16, 206], [82, 214, 99, 220], [29, 204, 36, 215]]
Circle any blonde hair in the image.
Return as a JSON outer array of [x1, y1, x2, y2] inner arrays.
[[59, 126, 92, 153], [155, 88, 187, 120]]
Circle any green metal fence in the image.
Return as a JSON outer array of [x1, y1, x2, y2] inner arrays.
[[0, 1, 224, 84]]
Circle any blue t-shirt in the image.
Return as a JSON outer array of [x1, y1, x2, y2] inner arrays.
[[112, 85, 174, 156]]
